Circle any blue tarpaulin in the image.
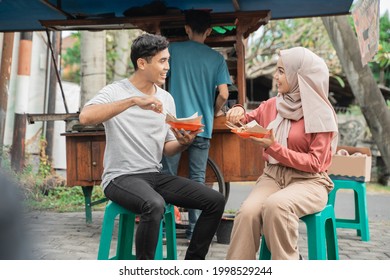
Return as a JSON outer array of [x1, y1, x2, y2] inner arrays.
[[0, 0, 353, 32]]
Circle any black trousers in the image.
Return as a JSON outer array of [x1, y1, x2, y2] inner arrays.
[[104, 172, 225, 260]]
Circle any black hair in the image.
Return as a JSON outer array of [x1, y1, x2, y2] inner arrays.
[[130, 33, 169, 70], [184, 9, 211, 34]]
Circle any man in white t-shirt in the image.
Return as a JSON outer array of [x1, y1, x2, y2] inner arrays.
[[79, 33, 225, 260]]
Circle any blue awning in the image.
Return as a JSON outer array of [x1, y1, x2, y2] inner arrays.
[[0, 0, 353, 32]]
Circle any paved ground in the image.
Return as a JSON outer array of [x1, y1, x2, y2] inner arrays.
[[24, 187, 390, 260]]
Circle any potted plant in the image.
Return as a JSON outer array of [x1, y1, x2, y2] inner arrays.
[[216, 209, 237, 244]]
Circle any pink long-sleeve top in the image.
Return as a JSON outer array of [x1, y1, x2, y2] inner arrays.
[[243, 97, 333, 173]]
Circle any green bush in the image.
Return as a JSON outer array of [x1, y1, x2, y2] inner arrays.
[[1, 147, 106, 212]]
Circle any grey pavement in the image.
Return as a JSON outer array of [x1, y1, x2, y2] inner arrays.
[[24, 183, 390, 260]]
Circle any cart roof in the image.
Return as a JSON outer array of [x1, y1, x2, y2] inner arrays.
[[0, 0, 353, 32]]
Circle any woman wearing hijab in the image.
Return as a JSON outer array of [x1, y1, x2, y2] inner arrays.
[[225, 47, 338, 260]]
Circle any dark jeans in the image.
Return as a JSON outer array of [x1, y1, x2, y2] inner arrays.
[[161, 136, 211, 239], [104, 172, 225, 260]]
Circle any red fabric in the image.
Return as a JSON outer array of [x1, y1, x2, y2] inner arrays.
[[243, 98, 333, 173]]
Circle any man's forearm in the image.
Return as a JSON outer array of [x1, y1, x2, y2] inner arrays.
[[214, 94, 228, 115], [79, 98, 135, 125], [163, 140, 189, 156], [214, 85, 229, 115]]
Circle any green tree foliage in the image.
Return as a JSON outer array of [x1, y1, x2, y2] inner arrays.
[[369, 11, 390, 86], [246, 17, 343, 80], [61, 30, 141, 84], [247, 14, 389, 89], [61, 32, 81, 83]]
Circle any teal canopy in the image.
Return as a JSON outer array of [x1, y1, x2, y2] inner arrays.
[[0, 0, 353, 32]]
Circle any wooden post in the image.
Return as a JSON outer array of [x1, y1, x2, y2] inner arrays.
[[11, 32, 32, 172], [235, 12, 270, 106], [0, 32, 14, 166], [235, 31, 246, 106], [45, 31, 60, 162]]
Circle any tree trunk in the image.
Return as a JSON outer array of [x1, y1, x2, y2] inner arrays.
[[322, 15, 390, 179], [113, 30, 130, 81], [80, 31, 106, 107]]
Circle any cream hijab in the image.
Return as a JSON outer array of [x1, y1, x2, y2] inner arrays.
[[267, 47, 338, 164]]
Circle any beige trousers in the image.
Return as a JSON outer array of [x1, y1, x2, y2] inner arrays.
[[226, 164, 334, 260]]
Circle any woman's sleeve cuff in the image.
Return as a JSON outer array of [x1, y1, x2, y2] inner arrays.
[[232, 104, 246, 113]]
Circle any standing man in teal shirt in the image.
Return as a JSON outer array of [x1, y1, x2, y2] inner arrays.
[[162, 9, 231, 241]]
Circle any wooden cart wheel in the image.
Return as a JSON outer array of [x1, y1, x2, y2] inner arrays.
[[207, 157, 228, 203]]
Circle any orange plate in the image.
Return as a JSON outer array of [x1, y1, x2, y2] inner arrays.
[[231, 129, 269, 139], [167, 121, 204, 131]]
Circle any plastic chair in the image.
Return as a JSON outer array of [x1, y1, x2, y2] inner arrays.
[[328, 179, 370, 241], [97, 201, 177, 260], [259, 204, 339, 260]]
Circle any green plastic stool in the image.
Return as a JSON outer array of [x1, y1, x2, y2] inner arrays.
[[328, 179, 370, 241], [97, 201, 177, 260], [259, 204, 339, 260]]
